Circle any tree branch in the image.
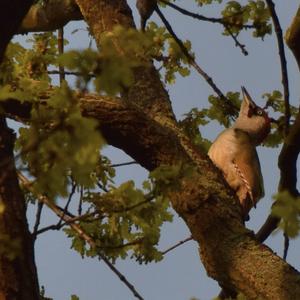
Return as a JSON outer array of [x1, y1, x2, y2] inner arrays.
[[161, 236, 192, 255], [285, 6, 300, 71], [160, 0, 249, 56], [4, 87, 300, 298], [111, 161, 137, 168], [32, 202, 44, 239], [256, 109, 300, 242], [265, 0, 290, 134], [256, 6, 300, 243], [160, 0, 254, 29], [155, 7, 238, 116], [19, 172, 145, 300], [19, 0, 82, 34]]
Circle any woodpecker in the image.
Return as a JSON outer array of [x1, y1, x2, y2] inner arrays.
[[208, 87, 271, 220], [136, 0, 157, 31]]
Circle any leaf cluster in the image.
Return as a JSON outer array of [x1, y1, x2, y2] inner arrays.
[[65, 176, 173, 264], [272, 191, 300, 238], [222, 1, 271, 38], [16, 83, 104, 198], [148, 22, 191, 84]]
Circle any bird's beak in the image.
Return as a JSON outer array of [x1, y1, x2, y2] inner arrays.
[[241, 86, 257, 109]]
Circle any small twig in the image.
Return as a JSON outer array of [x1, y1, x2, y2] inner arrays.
[[35, 223, 63, 235], [57, 181, 77, 226], [283, 233, 290, 261], [110, 161, 138, 168], [265, 0, 290, 135], [155, 7, 237, 115], [57, 28, 65, 84], [161, 236, 192, 255], [224, 25, 248, 56], [97, 182, 109, 193], [18, 172, 144, 300], [35, 211, 100, 236], [47, 70, 96, 77], [78, 186, 83, 216], [32, 202, 44, 239], [54, 204, 75, 218]]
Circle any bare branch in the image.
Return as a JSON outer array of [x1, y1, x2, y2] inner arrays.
[[48, 70, 94, 77], [57, 28, 65, 84], [161, 236, 192, 255], [32, 202, 44, 239], [111, 161, 138, 168], [265, 0, 290, 135], [78, 186, 83, 216], [57, 181, 77, 226], [283, 233, 289, 261], [224, 25, 248, 56]]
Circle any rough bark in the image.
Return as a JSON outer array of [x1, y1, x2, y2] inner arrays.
[[286, 6, 300, 71], [75, 0, 175, 122], [0, 118, 40, 300], [0, 2, 40, 299]]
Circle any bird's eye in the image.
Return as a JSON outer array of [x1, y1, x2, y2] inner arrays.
[[256, 109, 263, 116]]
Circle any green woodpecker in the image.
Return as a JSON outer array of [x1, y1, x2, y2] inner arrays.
[[208, 87, 271, 220], [136, 0, 157, 31]]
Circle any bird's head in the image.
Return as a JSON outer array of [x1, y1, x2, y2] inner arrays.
[[234, 86, 271, 145]]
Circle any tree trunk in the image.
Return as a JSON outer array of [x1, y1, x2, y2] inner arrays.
[[0, 1, 40, 298], [0, 118, 40, 300]]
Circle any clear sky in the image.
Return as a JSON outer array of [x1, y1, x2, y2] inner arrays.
[[18, 1, 300, 299]]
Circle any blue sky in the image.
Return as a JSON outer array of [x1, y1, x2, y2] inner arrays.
[[17, 1, 300, 299]]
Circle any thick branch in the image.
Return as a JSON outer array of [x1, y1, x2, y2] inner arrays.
[[19, 0, 82, 34], [3, 93, 300, 299], [74, 0, 175, 122], [285, 6, 300, 71], [256, 6, 300, 243], [265, 0, 290, 134], [0, 0, 34, 60], [0, 2, 40, 298], [256, 109, 300, 242], [0, 119, 40, 299]]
